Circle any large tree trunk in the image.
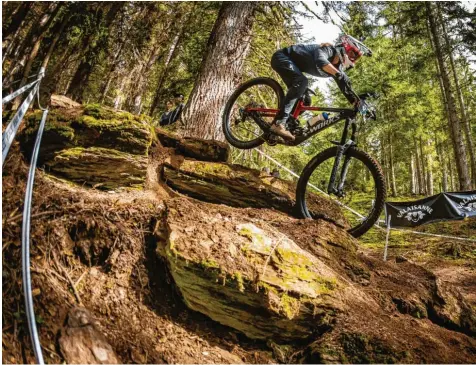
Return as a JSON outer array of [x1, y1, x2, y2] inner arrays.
[[182, 2, 257, 140], [427, 2, 471, 190]]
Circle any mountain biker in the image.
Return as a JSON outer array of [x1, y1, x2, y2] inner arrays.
[[270, 35, 371, 141]]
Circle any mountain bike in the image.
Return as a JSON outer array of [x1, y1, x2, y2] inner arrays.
[[222, 77, 386, 237]]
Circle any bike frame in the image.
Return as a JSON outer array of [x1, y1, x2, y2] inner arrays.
[[245, 99, 360, 196], [245, 99, 357, 146]]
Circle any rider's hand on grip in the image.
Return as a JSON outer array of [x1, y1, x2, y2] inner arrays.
[[356, 100, 370, 116], [358, 92, 379, 100]]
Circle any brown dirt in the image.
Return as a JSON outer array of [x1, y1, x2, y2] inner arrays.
[[2, 146, 275, 364], [3, 140, 476, 364]]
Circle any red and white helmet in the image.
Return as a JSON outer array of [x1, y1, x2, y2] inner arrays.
[[336, 34, 372, 69], [341, 35, 363, 62]]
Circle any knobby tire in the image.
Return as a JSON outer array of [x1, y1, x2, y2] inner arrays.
[[296, 146, 386, 238], [222, 77, 284, 150]]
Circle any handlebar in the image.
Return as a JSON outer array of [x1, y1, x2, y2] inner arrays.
[[358, 92, 379, 100]]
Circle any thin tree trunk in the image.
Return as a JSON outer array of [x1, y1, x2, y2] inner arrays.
[[419, 137, 427, 195], [18, 4, 62, 83], [388, 132, 397, 197], [414, 137, 423, 195], [5, 2, 56, 82], [382, 135, 390, 192], [446, 142, 455, 191], [12, 3, 62, 109], [427, 2, 471, 190], [99, 41, 126, 103], [148, 32, 183, 116], [66, 2, 123, 102], [182, 2, 257, 140], [410, 154, 416, 195], [2, 2, 33, 61], [437, 4, 476, 189], [435, 135, 448, 192], [129, 44, 164, 114], [426, 140, 434, 195]]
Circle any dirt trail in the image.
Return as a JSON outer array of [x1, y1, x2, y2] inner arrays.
[[2, 143, 476, 364]]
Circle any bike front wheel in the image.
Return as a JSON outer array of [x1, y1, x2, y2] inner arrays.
[[222, 77, 284, 149], [296, 146, 386, 237]]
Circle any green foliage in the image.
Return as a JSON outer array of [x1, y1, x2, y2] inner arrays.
[[2, 1, 474, 195]]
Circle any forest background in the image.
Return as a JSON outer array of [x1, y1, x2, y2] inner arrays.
[[2, 1, 476, 197]]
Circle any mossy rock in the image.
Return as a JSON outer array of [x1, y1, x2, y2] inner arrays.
[[302, 332, 412, 364], [155, 127, 229, 162], [20, 105, 153, 164], [162, 160, 347, 226], [46, 147, 147, 190], [158, 198, 349, 341]]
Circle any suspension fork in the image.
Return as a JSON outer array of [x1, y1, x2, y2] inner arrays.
[[327, 119, 357, 196]]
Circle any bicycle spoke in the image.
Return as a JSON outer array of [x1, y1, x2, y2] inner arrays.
[[223, 79, 280, 147], [304, 154, 377, 229]]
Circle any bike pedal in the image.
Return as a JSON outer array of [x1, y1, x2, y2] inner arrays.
[[293, 127, 304, 136], [266, 134, 281, 146]]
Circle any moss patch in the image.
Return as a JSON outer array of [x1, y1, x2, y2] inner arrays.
[[48, 147, 147, 190]]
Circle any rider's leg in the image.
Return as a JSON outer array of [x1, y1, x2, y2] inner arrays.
[[271, 50, 309, 125]]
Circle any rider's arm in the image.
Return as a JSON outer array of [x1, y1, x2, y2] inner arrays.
[[322, 63, 340, 76], [333, 71, 358, 104], [315, 47, 358, 104]]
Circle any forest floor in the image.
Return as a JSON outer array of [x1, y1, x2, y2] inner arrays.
[[2, 145, 278, 364], [2, 143, 476, 364], [361, 221, 476, 306]]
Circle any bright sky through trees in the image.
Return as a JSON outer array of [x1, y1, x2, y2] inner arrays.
[[298, 1, 475, 97]]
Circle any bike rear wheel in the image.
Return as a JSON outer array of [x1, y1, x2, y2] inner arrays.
[[296, 146, 386, 237], [222, 77, 284, 149]]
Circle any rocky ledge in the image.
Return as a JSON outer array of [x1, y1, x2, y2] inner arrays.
[[20, 104, 153, 189]]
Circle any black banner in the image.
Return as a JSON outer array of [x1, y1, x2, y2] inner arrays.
[[384, 191, 476, 228]]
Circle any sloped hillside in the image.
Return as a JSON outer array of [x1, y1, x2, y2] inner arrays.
[[2, 104, 475, 364]]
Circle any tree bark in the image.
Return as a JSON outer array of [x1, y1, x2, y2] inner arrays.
[[414, 137, 423, 195], [388, 132, 397, 197], [148, 31, 184, 116], [2, 2, 33, 60], [410, 154, 416, 195], [4, 2, 56, 82], [426, 140, 434, 195], [437, 4, 476, 189], [427, 2, 471, 190], [182, 2, 257, 140], [66, 2, 123, 102]]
